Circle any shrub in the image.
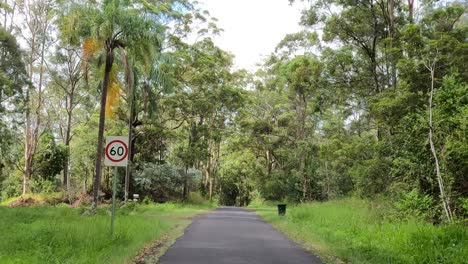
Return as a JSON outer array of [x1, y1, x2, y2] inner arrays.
[[134, 163, 201, 202], [458, 197, 468, 219], [187, 192, 207, 205], [29, 178, 58, 194], [34, 132, 68, 181], [395, 189, 436, 221], [1, 170, 22, 201], [142, 195, 153, 204], [134, 163, 183, 202]]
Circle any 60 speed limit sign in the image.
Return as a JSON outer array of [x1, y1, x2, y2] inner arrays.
[[104, 136, 129, 167]]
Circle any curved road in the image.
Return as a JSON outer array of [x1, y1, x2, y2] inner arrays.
[[158, 207, 323, 264]]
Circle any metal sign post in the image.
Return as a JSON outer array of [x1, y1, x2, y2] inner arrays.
[[105, 136, 129, 236], [111, 166, 118, 236]]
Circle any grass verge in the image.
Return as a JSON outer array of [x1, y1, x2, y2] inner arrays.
[[0, 202, 214, 264], [250, 199, 468, 264]]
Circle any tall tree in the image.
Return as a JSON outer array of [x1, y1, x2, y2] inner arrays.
[[46, 44, 84, 189], [64, 0, 163, 209], [17, 0, 55, 194], [166, 38, 243, 200], [262, 55, 324, 201]]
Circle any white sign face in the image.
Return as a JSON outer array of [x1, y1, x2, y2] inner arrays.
[[104, 136, 129, 167]]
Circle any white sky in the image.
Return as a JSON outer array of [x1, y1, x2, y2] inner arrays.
[[199, 0, 307, 72]]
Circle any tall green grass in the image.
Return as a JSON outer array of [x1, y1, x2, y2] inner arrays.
[[251, 199, 468, 264], [0, 202, 214, 263]]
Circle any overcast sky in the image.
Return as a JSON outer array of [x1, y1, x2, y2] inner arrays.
[[199, 0, 307, 71]]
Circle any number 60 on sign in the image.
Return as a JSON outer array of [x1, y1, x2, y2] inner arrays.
[[104, 136, 129, 167]]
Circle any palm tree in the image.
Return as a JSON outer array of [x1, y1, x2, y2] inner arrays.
[[63, 0, 163, 209]]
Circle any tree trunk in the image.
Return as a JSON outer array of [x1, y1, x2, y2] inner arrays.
[[407, 0, 414, 24], [296, 92, 308, 201], [30, 27, 46, 175], [387, 0, 397, 90], [23, 86, 31, 195], [182, 166, 188, 200], [92, 48, 114, 209], [23, 18, 48, 194], [209, 178, 213, 201], [205, 162, 211, 199], [266, 150, 273, 175], [84, 169, 88, 193], [427, 65, 453, 222], [124, 91, 135, 202], [301, 157, 307, 200], [204, 154, 211, 188], [63, 93, 73, 189], [210, 142, 220, 201], [23, 27, 35, 195], [370, 0, 380, 94], [63, 142, 69, 189], [325, 161, 330, 199]]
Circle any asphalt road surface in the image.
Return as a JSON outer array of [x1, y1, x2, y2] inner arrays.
[[158, 207, 323, 264]]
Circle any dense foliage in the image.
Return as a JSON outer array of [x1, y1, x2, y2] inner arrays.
[[0, 0, 466, 224]]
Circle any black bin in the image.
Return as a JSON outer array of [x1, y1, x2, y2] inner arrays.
[[277, 204, 287, 216]]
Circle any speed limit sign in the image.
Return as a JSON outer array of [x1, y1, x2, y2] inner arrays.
[[104, 136, 129, 167]]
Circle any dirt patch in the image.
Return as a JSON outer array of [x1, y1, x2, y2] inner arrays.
[[133, 234, 170, 264], [6, 194, 70, 207], [70, 193, 93, 208], [7, 197, 37, 207]]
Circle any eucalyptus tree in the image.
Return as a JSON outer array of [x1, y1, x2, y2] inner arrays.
[[16, 0, 56, 194], [260, 55, 325, 201], [45, 42, 85, 189], [63, 0, 164, 208], [201, 72, 245, 200], [37, 0, 97, 190], [233, 88, 291, 200], [164, 38, 244, 200]]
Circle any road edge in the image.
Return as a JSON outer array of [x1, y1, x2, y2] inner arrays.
[[131, 209, 215, 264]]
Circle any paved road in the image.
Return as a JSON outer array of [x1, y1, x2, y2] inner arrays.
[[158, 207, 323, 264]]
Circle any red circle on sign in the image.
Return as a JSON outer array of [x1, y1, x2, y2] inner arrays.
[[105, 140, 128, 162]]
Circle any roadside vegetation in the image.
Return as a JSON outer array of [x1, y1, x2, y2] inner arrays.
[[251, 199, 468, 264], [0, 198, 214, 264]]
